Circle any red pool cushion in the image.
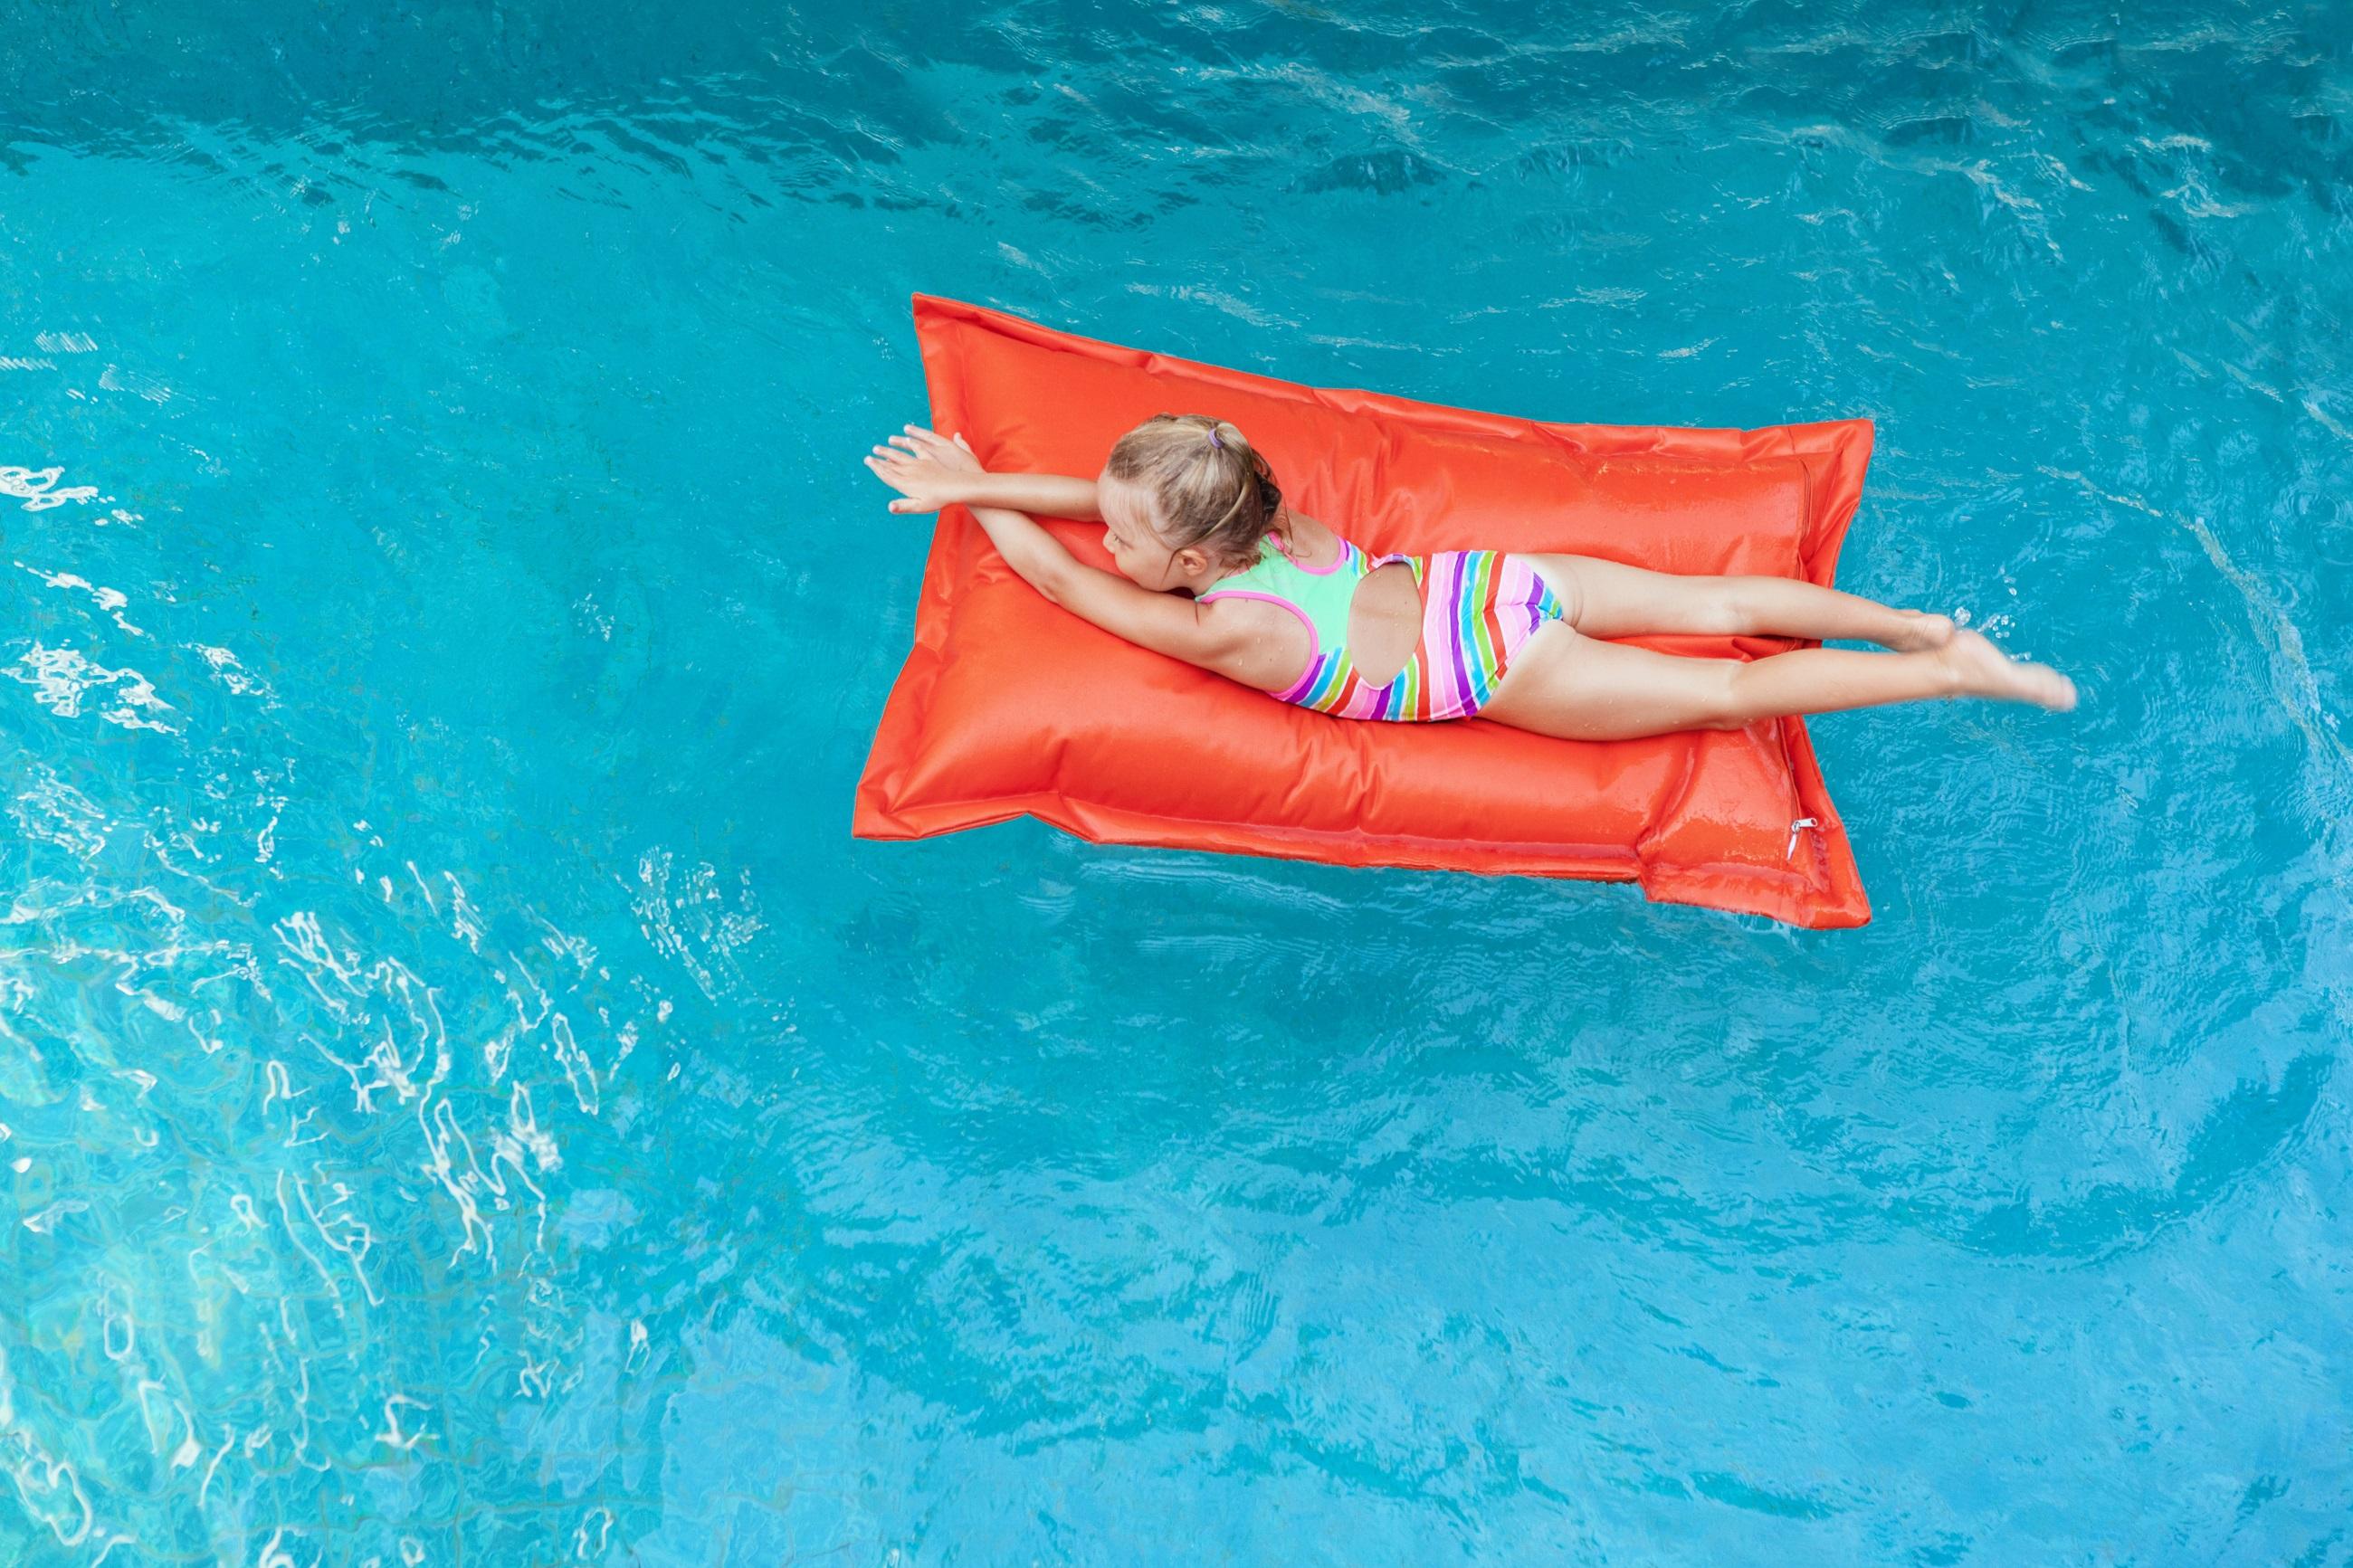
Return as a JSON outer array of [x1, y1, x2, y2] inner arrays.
[[855, 294, 1874, 927]]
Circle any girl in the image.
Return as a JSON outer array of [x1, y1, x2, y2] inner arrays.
[[863, 414, 2075, 740]]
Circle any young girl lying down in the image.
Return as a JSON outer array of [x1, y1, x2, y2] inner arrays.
[[865, 413, 2074, 740]]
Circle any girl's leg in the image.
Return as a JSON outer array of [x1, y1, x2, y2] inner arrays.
[[1519, 553, 1953, 651], [1481, 622, 2074, 742]]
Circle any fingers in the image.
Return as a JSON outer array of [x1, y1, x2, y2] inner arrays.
[[877, 425, 968, 457], [865, 426, 969, 490]]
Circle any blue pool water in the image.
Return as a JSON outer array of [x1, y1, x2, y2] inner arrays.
[[4, 4, 2350, 1562]]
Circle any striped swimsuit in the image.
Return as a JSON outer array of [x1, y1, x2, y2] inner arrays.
[[1196, 535, 1568, 722]]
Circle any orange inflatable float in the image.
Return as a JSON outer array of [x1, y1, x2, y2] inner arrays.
[[856, 295, 1875, 927]]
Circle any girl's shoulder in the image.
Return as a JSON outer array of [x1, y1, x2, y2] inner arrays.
[[1278, 511, 1351, 567]]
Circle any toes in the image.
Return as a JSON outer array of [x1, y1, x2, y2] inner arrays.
[[2011, 660, 2076, 711]]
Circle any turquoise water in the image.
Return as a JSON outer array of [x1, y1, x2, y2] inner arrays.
[[4, 3, 2349, 1562]]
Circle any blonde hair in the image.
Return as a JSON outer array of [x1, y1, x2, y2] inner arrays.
[[1104, 413, 1286, 573]]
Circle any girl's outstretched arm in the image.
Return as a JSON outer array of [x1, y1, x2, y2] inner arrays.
[[962, 470, 1100, 520], [870, 425, 1100, 519], [960, 501, 1246, 671], [865, 427, 1244, 673], [863, 426, 1090, 586]]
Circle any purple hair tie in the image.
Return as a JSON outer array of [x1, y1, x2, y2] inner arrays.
[[1208, 425, 1224, 449]]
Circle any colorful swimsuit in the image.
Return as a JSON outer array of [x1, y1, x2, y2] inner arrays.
[[1197, 534, 1569, 722]]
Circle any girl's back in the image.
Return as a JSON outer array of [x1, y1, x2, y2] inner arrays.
[[1205, 512, 1425, 690]]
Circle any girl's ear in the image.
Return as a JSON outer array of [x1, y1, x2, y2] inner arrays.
[[1174, 546, 1215, 577]]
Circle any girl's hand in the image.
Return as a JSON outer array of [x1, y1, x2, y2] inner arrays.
[[865, 424, 986, 514]]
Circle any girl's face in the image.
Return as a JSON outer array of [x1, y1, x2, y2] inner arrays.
[[1097, 473, 1208, 591]]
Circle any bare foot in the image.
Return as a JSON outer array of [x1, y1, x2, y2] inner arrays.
[[1935, 628, 2078, 710], [1883, 609, 1958, 652]]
